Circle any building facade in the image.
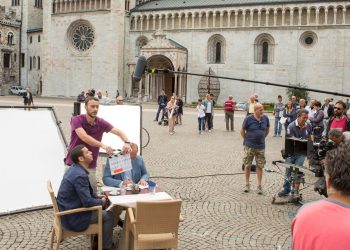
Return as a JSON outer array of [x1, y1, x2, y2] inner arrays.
[[2, 0, 350, 103], [0, 0, 42, 95], [0, 4, 20, 94]]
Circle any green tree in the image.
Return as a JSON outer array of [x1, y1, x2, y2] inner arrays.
[[286, 83, 310, 100]]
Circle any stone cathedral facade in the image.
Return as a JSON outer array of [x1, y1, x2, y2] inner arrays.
[[2, 0, 350, 103]]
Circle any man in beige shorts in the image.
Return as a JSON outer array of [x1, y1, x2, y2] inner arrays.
[[240, 103, 270, 194]]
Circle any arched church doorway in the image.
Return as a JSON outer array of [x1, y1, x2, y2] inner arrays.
[[146, 55, 175, 101]]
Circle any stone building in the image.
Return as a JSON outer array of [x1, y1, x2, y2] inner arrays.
[[4, 0, 350, 103], [0, 0, 43, 95], [0, 4, 20, 94]]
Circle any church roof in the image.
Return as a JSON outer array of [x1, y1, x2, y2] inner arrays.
[[131, 0, 327, 12]]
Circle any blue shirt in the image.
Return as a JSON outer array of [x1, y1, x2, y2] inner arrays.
[[57, 164, 103, 232], [242, 115, 269, 149], [287, 119, 312, 139], [103, 155, 149, 187]]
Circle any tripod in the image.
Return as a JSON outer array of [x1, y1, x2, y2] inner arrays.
[[271, 161, 307, 205]]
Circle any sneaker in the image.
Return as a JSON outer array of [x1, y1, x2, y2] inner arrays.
[[243, 184, 250, 193], [208, 130, 212, 133], [154, 119, 158, 122], [257, 186, 263, 195], [278, 190, 290, 197], [169, 132, 174, 135]]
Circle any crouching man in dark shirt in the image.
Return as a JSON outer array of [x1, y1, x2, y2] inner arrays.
[[57, 145, 114, 250]]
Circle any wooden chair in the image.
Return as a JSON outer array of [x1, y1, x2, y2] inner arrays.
[[47, 180, 103, 250], [126, 199, 183, 250]]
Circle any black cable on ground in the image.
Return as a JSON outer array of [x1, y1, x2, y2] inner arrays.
[[142, 127, 150, 148], [151, 172, 246, 179]]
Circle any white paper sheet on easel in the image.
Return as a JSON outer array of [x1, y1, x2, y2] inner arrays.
[[109, 154, 132, 175]]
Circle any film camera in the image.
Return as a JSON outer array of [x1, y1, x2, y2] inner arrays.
[[309, 138, 335, 197], [272, 136, 333, 205]]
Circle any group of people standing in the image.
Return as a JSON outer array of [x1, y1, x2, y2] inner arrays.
[[154, 90, 184, 135], [272, 95, 349, 138]]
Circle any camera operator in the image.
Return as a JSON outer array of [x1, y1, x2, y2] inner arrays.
[[292, 143, 350, 250], [326, 100, 350, 135], [328, 129, 345, 147], [278, 109, 312, 197]]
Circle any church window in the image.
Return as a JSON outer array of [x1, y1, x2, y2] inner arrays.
[[30, 57, 32, 70], [30, 36, 32, 44], [299, 31, 318, 48], [254, 33, 275, 64], [12, 0, 20, 6], [38, 56, 41, 70], [8, 32, 14, 45], [135, 36, 148, 57], [33, 56, 36, 69], [207, 34, 226, 64], [68, 21, 95, 53], [14, 53, 17, 62], [215, 42, 221, 63], [38, 35, 41, 42], [4, 53, 10, 68]]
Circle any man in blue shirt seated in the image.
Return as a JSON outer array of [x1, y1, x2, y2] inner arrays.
[[103, 143, 149, 187], [278, 109, 312, 197], [57, 145, 114, 250]]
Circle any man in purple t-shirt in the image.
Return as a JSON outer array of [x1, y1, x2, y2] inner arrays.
[[240, 103, 270, 194], [66, 97, 131, 190], [292, 143, 350, 250]]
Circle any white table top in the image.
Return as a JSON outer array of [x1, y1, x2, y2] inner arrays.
[[107, 192, 173, 209]]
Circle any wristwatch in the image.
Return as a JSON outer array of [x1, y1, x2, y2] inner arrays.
[[124, 141, 130, 144]]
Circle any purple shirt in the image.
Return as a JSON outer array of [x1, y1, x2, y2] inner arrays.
[[65, 115, 113, 168]]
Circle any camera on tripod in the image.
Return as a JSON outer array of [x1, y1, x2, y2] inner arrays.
[[309, 137, 335, 197]]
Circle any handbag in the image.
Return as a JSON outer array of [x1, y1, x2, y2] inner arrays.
[[280, 117, 287, 125]]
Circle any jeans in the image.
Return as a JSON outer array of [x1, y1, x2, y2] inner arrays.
[[155, 105, 166, 121], [225, 110, 234, 131], [205, 113, 213, 130], [90, 210, 114, 249], [282, 154, 306, 193], [198, 117, 205, 131], [274, 117, 282, 136]]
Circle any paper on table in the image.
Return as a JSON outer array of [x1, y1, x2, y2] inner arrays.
[[138, 184, 149, 190], [101, 186, 120, 192], [108, 192, 172, 208]]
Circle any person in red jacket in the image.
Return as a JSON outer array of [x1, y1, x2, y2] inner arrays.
[[224, 95, 236, 131]]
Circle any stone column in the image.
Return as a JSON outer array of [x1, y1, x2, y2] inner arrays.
[[206, 13, 209, 28], [307, 9, 310, 25], [343, 9, 346, 24], [192, 14, 195, 28], [174, 74, 178, 94], [165, 15, 169, 30], [228, 11, 231, 27], [266, 11, 269, 26], [282, 10, 285, 25], [178, 73, 182, 96], [144, 74, 149, 102], [179, 14, 182, 28], [172, 16, 175, 29], [159, 16, 162, 29], [146, 16, 150, 30], [199, 13, 202, 28], [220, 13, 224, 27], [153, 17, 156, 30], [334, 9, 337, 24], [242, 12, 246, 26], [140, 16, 143, 31], [274, 10, 277, 26], [316, 9, 319, 25], [235, 12, 238, 27], [213, 13, 216, 27], [325, 10, 328, 24], [185, 13, 189, 29], [258, 11, 261, 26], [250, 11, 254, 26]]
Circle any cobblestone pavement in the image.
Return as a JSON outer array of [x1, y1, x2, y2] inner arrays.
[[0, 96, 321, 250]]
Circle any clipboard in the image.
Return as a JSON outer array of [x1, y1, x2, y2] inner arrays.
[[109, 153, 132, 175]]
